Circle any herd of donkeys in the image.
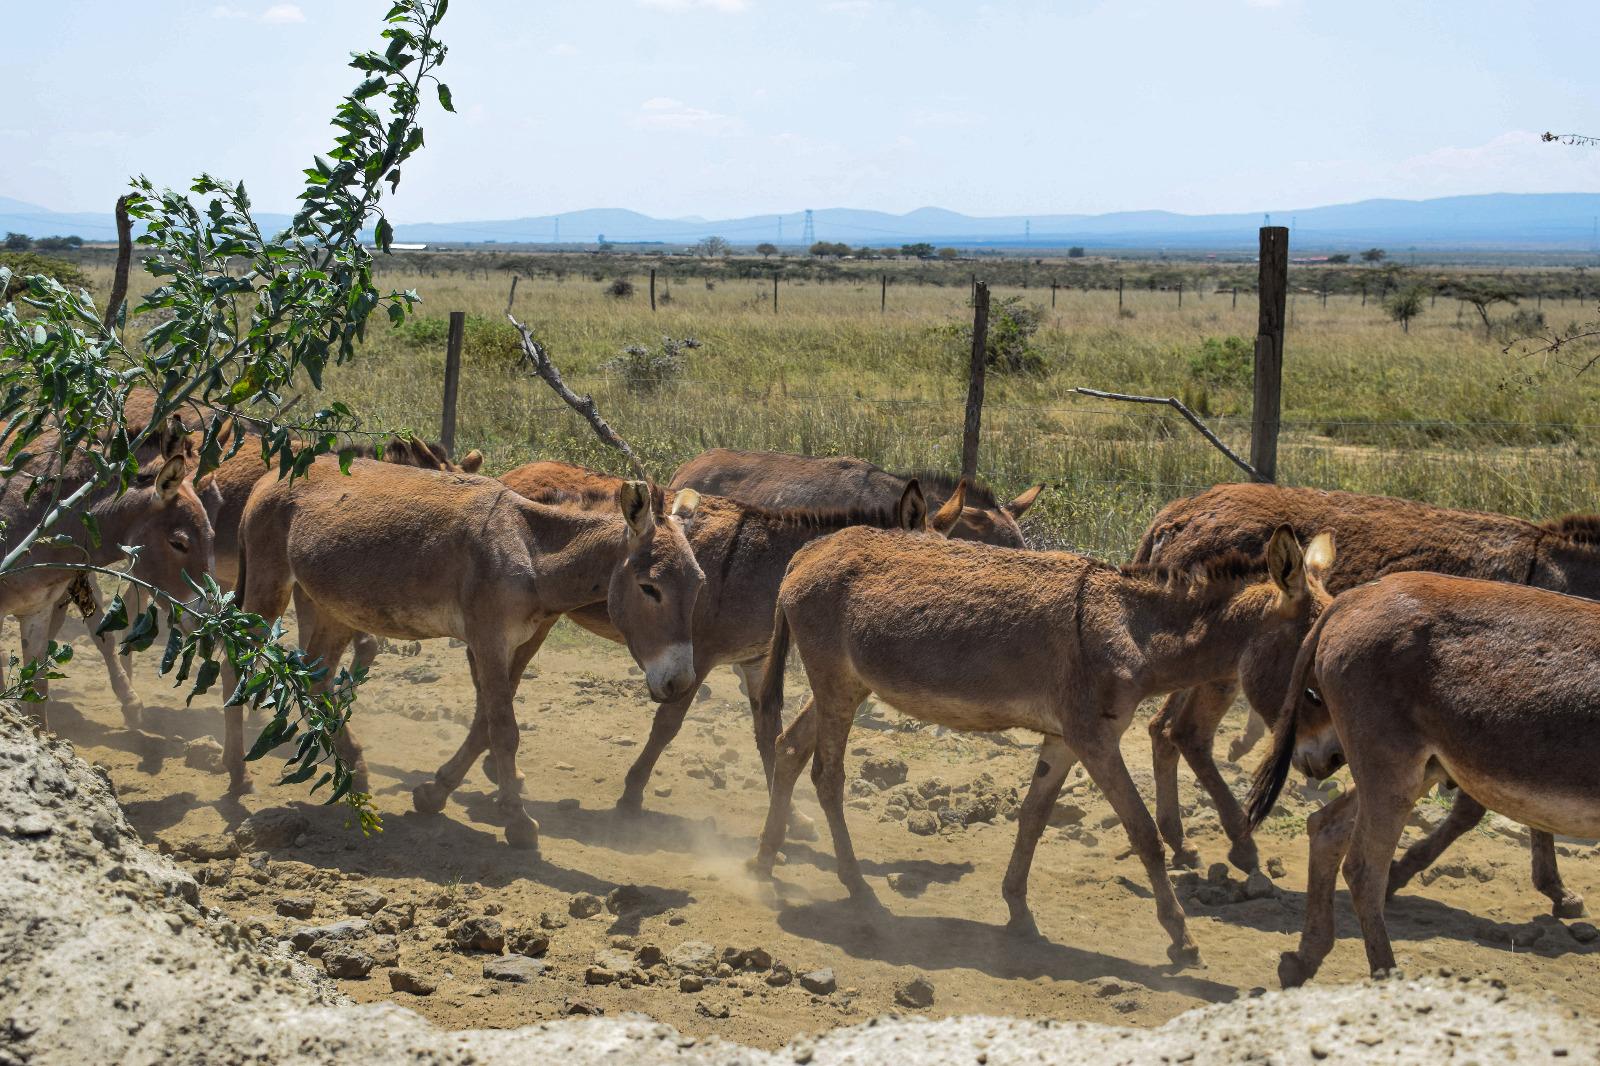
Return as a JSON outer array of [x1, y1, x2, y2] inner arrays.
[[3, 386, 1598, 990]]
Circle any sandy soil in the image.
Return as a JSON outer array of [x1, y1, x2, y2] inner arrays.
[[30, 614, 1600, 1050]]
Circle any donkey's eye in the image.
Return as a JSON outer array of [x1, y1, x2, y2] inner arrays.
[[639, 582, 661, 602], [169, 537, 190, 554], [1305, 687, 1323, 705]]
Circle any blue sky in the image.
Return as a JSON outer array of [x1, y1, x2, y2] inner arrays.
[[7, 1, 1599, 222]]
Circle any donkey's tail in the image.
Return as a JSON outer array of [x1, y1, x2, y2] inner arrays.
[[1245, 608, 1330, 829], [754, 602, 791, 763]]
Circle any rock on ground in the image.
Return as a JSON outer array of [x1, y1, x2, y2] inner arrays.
[[5, 699, 1600, 1065]]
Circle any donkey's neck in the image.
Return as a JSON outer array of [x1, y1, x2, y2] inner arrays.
[[520, 504, 631, 613], [1113, 578, 1278, 696]]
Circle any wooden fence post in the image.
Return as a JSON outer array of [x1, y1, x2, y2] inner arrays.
[[1117, 276, 1124, 312], [1051, 281, 1058, 308], [1232, 286, 1238, 309], [1251, 227, 1288, 483], [441, 309, 465, 455], [650, 269, 656, 312], [960, 282, 990, 481], [773, 274, 779, 314], [1178, 280, 1184, 308], [881, 273, 887, 312]]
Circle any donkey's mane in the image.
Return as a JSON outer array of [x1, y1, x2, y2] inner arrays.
[[737, 500, 907, 532], [898, 469, 999, 509], [1117, 549, 1270, 597], [1542, 513, 1600, 546]]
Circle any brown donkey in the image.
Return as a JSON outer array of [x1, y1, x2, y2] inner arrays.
[[228, 457, 703, 848], [1245, 572, 1600, 986], [0, 430, 215, 727], [670, 448, 1043, 548], [497, 460, 966, 812], [751, 525, 1332, 965], [1139, 482, 1599, 913]]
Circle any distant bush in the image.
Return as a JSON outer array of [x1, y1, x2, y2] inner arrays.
[[606, 277, 635, 299], [400, 313, 521, 365], [0, 252, 88, 300], [1187, 335, 1252, 386], [603, 335, 699, 392], [945, 295, 1045, 375], [1496, 307, 1548, 343], [1067, 246, 1086, 258]]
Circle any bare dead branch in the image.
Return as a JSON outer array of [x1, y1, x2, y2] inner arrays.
[[1071, 386, 1267, 482], [505, 274, 519, 316], [101, 195, 133, 334], [1543, 131, 1600, 147], [506, 292, 650, 483]]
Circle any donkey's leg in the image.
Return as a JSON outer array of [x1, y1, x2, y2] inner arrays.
[[418, 646, 493, 811], [1342, 769, 1425, 979], [483, 627, 549, 850], [74, 585, 145, 729], [1076, 716, 1199, 965], [1530, 830, 1585, 918], [1001, 734, 1076, 937], [751, 697, 818, 877], [1388, 789, 1483, 897], [1279, 788, 1357, 988], [350, 632, 382, 676], [1227, 708, 1268, 763], [1150, 689, 1199, 867], [302, 619, 365, 793], [18, 608, 56, 726], [811, 682, 872, 902], [617, 682, 701, 813], [737, 653, 820, 842], [227, 566, 296, 795], [1171, 679, 1258, 871]]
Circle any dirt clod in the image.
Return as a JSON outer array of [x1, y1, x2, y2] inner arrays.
[[894, 976, 935, 1009], [449, 916, 506, 954], [800, 968, 837, 995], [389, 968, 436, 995], [860, 756, 908, 789], [322, 947, 375, 979], [568, 892, 604, 919]]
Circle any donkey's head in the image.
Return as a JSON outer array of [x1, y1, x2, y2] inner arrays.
[[1237, 525, 1336, 727], [610, 481, 706, 702], [103, 438, 217, 605], [895, 478, 969, 538], [380, 435, 485, 474], [948, 482, 1043, 548]]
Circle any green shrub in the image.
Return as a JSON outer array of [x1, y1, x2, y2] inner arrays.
[[1187, 335, 1252, 386], [0, 252, 88, 300], [399, 313, 521, 366], [602, 335, 699, 393], [946, 295, 1046, 375]]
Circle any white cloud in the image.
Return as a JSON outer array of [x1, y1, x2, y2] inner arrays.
[[638, 0, 749, 12], [635, 98, 742, 136]]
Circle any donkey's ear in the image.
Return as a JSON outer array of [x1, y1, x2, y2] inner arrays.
[[1265, 524, 1306, 597], [618, 480, 657, 542], [161, 416, 189, 460], [929, 478, 968, 537], [155, 455, 187, 502], [669, 488, 701, 533], [1304, 531, 1336, 581], [896, 479, 928, 531], [459, 449, 485, 474], [1006, 482, 1044, 519]]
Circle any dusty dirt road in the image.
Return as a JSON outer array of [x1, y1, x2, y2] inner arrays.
[[31, 615, 1600, 1049]]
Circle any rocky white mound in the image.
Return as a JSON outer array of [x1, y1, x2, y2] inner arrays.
[[2, 700, 1596, 1066]]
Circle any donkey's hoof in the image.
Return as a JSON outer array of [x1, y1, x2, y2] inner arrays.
[[480, 754, 499, 785], [1171, 845, 1202, 870], [226, 773, 255, 797], [412, 782, 450, 815], [1227, 738, 1255, 763], [504, 817, 541, 851], [1554, 894, 1587, 920], [1227, 837, 1260, 873], [614, 793, 645, 816], [788, 809, 819, 842], [1278, 951, 1313, 988], [1166, 940, 1202, 968], [746, 855, 776, 881], [119, 701, 145, 731], [1005, 911, 1041, 939]]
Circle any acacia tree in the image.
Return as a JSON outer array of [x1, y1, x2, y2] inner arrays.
[[1445, 279, 1519, 339], [0, 0, 455, 827], [1384, 285, 1427, 333]]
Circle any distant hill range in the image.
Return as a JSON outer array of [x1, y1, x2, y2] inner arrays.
[[5, 192, 1600, 251]]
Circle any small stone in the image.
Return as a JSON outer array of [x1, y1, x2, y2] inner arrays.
[[606, 885, 648, 914], [654, 786, 673, 798], [860, 755, 908, 789], [679, 974, 705, 993], [894, 976, 935, 1009], [508, 929, 550, 957], [539, 912, 567, 930], [585, 965, 619, 986], [344, 888, 388, 915], [274, 896, 316, 919], [448, 917, 505, 954], [569, 893, 604, 919], [800, 968, 836, 995], [722, 946, 773, 971], [389, 969, 435, 995], [905, 811, 939, 836], [485, 956, 550, 983], [1206, 862, 1231, 886], [668, 941, 719, 975], [323, 948, 375, 979], [1244, 872, 1278, 900], [289, 918, 371, 955], [564, 998, 603, 1016], [183, 833, 240, 862], [1266, 857, 1287, 879], [696, 1002, 731, 1020], [183, 736, 224, 772], [636, 943, 664, 968], [887, 872, 928, 897], [1569, 922, 1600, 944], [234, 808, 310, 850]]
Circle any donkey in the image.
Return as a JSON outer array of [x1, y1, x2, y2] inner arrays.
[[670, 448, 1043, 548], [750, 524, 1332, 965], [1138, 481, 1599, 914], [496, 459, 966, 813], [228, 457, 702, 848], [1245, 572, 1600, 986], [0, 429, 215, 728]]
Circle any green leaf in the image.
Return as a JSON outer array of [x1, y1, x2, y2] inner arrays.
[[437, 83, 454, 112], [375, 217, 394, 253], [95, 594, 128, 637]]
